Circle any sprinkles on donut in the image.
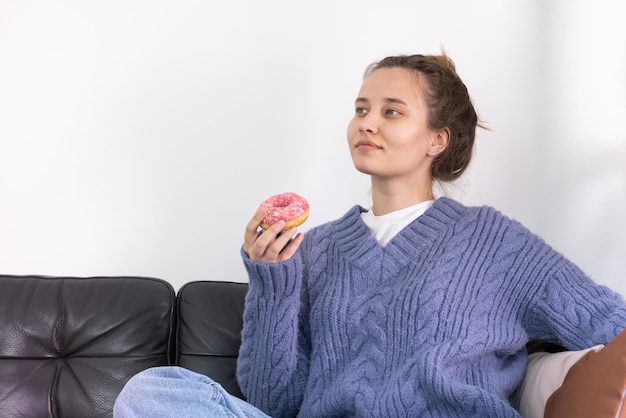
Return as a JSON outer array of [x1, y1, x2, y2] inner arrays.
[[258, 192, 309, 231]]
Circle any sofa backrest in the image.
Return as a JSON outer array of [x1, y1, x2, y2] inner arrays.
[[0, 275, 176, 418], [175, 280, 248, 400]]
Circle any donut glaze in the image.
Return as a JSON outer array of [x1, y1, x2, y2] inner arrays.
[[259, 192, 309, 230]]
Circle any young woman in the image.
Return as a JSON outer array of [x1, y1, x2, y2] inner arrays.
[[114, 53, 626, 417]]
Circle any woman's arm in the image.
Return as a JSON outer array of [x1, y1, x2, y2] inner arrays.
[[236, 208, 310, 417], [511, 218, 626, 348], [237, 253, 311, 418], [532, 257, 626, 349]]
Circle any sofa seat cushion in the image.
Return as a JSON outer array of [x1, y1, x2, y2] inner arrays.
[[0, 275, 175, 418]]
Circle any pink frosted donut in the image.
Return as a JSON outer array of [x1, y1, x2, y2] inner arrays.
[[259, 192, 309, 231]]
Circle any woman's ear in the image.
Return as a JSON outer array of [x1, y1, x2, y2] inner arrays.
[[428, 128, 450, 155]]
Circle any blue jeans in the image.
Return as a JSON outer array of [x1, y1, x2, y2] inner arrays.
[[113, 366, 271, 418]]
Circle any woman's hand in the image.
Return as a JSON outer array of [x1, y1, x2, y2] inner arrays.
[[243, 207, 304, 263]]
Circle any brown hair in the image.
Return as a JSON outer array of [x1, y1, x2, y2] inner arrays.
[[364, 52, 481, 182]]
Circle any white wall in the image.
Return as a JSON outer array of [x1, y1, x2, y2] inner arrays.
[[1, 0, 624, 292]]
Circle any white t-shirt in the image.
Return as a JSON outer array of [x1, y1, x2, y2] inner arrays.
[[360, 200, 435, 247]]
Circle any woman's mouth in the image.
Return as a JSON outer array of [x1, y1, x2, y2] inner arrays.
[[355, 140, 382, 151]]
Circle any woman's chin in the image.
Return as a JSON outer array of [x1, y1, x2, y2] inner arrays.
[[352, 164, 375, 176]]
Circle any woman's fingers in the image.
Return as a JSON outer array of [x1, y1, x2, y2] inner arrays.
[[261, 225, 299, 262], [276, 229, 304, 262], [251, 220, 285, 256], [244, 207, 267, 248], [243, 207, 303, 262]]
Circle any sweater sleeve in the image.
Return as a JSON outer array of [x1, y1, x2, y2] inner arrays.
[[519, 227, 626, 349], [236, 247, 310, 418]]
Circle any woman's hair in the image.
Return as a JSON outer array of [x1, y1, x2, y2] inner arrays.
[[364, 52, 481, 182]]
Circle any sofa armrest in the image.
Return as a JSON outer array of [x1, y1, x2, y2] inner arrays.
[[0, 275, 175, 418], [175, 280, 248, 399]]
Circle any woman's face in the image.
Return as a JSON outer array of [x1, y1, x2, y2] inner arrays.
[[347, 67, 445, 182]]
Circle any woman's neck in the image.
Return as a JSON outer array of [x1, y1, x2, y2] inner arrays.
[[370, 176, 434, 216]]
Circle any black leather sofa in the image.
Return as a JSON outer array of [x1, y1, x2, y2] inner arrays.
[[0, 275, 248, 418]]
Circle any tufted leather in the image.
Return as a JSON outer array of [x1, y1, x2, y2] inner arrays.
[[0, 275, 176, 418], [175, 280, 248, 399]]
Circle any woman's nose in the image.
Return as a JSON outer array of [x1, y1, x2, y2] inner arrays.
[[359, 113, 378, 134]]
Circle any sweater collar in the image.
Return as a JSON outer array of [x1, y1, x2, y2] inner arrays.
[[333, 197, 466, 276]]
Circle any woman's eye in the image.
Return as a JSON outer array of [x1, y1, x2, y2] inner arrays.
[[385, 109, 400, 116], [355, 107, 368, 115]]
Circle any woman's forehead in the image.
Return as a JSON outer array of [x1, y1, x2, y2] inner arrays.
[[358, 67, 425, 102]]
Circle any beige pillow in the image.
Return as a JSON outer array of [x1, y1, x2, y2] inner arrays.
[[518, 345, 603, 418]]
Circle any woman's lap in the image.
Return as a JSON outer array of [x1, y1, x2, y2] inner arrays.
[[113, 366, 270, 418]]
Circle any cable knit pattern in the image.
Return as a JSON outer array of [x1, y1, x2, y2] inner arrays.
[[238, 197, 626, 417]]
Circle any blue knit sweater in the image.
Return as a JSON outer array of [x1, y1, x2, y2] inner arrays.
[[238, 197, 626, 417]]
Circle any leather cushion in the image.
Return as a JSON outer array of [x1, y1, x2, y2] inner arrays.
[[175, 280, 248, 399], [0, 275, 175, 418], [544, 327, 626, 418]]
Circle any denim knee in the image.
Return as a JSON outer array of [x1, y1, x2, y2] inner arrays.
[[113, 366, 267, 418]]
